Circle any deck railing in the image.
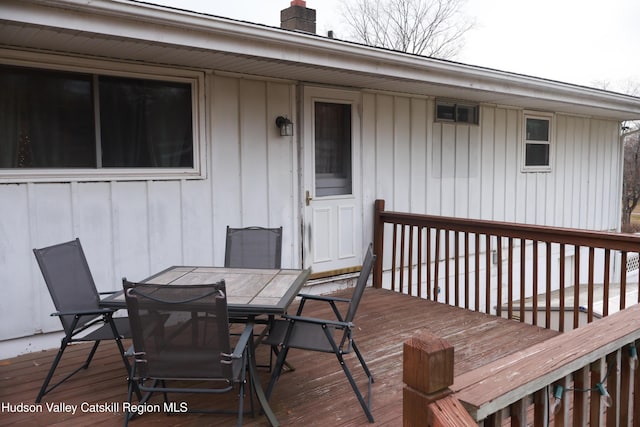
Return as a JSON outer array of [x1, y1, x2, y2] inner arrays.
[[405, 306, 640, 426], [373, 199, 640, 331], [373, 199, 640, 425]]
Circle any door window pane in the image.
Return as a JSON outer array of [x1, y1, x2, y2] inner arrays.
[[315, 102, 352, 196]]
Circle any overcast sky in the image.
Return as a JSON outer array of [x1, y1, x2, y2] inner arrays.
[[151, 0, 640, 93]]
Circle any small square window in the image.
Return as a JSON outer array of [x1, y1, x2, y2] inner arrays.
[[523, 113, 552, 171]]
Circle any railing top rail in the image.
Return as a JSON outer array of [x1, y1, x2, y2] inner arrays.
[[377, 209, 640, 252], [451, 303, 640, 421]]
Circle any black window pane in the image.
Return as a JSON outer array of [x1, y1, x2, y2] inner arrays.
[[436, 103, 455, 121], [0, 65, 95, 168], [526, 118, 549, 141], [99, 76, 193, 168], [525, 143, 550, 166]]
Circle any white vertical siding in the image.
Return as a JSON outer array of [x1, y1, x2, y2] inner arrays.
[[362, 95, 623, 248], [0, 78, 623, 347], [0, 74, 298, 342]]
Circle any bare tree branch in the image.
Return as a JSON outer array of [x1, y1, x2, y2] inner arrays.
[[341, 0, 474, 59]]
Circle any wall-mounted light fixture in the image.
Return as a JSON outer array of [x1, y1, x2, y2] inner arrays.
[[275, 116, 294, 136]]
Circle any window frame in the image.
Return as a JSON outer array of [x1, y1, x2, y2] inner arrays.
[[522, 111, 554, 172], [0, 50, 206, 183], [435, 99, 479, 125]]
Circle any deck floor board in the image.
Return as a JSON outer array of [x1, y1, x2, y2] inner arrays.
[[0, 288, 558, 426]]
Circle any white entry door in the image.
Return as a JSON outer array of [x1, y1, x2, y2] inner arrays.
[[302, 87, 362, 274]]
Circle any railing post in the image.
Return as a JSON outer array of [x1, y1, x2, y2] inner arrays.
[[403, 331, 476, 426], [373, 199, 385, 288]]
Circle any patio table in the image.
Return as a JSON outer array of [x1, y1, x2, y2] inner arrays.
[[101, 266, 310, 317], [100, 266, 310, 427]]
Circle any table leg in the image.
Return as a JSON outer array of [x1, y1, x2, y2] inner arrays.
[[248, 327, 279, 427]]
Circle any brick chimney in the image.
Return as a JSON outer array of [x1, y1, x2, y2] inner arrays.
[[280, 0, 316, 34]]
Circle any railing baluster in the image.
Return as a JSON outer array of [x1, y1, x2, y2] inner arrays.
[[621, 251, 628, 311], [391, 223, 398, 292], [520, 238, 526, 323], [589, 359, 604, 425], [605, 350, 620, 426], [485, 234, 491, 314], [573, 366, 589, 424], [533, 388, 548, 427], [496, 236, 502, 317], [445, 230, 451, 305], [620, 343, 633, 426], [425, 227, 431, 299], [475, 233, 480, 312], [559, 244, 566, 333], [573, 246, 580, 330], [417, 226, 423, 298], [454, 231, 460, 308], [508, 237, 514, 320], [532, 240, 538, 326], [464, 232, 470, 310], [434, 228, 440, 301], [400, 224, 406, 294], [545, 242, 552, 329], [587, 247, 595, 323]]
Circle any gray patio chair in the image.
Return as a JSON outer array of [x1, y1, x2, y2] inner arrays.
[[265, 244, 376, 423], [122, 279, 277, 427], [224, 226, 283, 269], [224, 225, 283, 367], [33, 238, 132, 403]]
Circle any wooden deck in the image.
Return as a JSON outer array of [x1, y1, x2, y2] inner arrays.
[[0, 288, 559, 426]]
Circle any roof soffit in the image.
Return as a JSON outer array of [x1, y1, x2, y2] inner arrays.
[[3, 0, 640, 120]]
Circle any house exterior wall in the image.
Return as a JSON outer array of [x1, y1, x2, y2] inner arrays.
[[0, 60, 624, 356], [361, 92, 622, 231], [0, 72, 299, 347]]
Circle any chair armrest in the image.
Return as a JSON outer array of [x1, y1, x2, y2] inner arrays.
[[51, 308, 115, 317], [296, 294, 349, 320], [298, 293, 351, 304], [282, 314, 353, 329], [230, 323, 254, 360]]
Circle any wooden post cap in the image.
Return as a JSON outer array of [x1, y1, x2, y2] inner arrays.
[[403, 331, 454, 394]]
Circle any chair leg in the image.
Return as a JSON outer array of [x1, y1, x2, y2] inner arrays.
[[107, 317, 142, 400], [35, 340, 68, 403], [334, 351, 375, 423], [124, 363, 136, 427], [265, 345, 290, 400], [352, 340, 374, 383], [36, 339, 100, 403]]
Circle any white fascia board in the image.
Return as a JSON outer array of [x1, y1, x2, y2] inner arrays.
[[7, 0, 640, 118]]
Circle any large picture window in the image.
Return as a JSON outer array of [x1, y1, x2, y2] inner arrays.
[[0, 62, 200, 181], [523, 112, 553, 171]]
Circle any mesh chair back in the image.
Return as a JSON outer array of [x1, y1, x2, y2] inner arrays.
[[344, 244, 376, 323], [224, 226, 283, 269], [33, 238, 101, 333], [123, 280, 234, 381]]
